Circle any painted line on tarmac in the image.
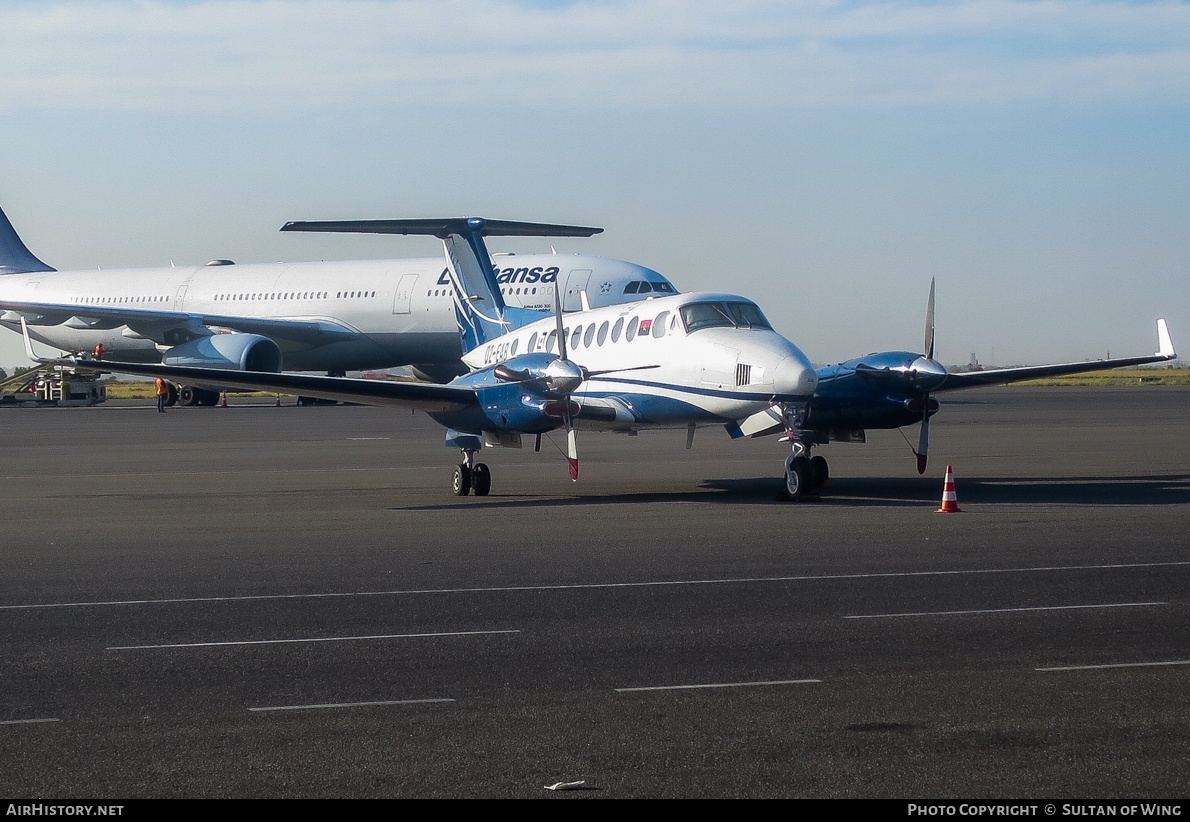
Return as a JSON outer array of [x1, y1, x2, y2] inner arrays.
[[1037, 659, 1190, 672], [108, 629, 519, 650], [0, 717, 60, 726], [249, 698, 453, 712], [845, 601, 1166, 619], [6, 560, 1188, 611], [616, 678, 821, 693]]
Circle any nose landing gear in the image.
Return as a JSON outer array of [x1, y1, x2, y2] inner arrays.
[[779, 403, 827, 502]]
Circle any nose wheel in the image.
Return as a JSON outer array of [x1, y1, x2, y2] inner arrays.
[[784, 453, 809, 500]]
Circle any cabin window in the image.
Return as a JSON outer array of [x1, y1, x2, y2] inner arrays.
[[546, 330, 557, 353], [571, 325, 582, 350], [625, 317, 639, 342], [528, 332, 538, 352], [612, 317, 624, 342], [652, 311, 669, 338], [597, 321, 609, 346], [584, 324, 596, 347]]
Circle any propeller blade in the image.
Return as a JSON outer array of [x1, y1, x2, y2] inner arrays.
[[552, 281, 568, 361], [584, 364, 660, 378], [915, 401, 930, 474], [567, 425, 579, 481], [924, 277, 936, 361]]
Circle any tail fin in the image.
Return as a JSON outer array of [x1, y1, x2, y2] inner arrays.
[[0, 204, 54, 275], [281, 216, 601, 352]]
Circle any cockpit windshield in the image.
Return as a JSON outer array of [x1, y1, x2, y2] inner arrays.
[[679, 300, 772, 333]]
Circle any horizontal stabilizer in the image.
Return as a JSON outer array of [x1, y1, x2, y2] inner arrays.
[[281, 217, 602, 239]]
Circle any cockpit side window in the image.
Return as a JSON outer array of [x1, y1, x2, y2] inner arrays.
[[649, 281, 675, 293], [623, 281, 640, 294]]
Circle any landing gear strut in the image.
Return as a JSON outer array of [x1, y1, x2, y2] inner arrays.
[[451, 448, 491, 497], [779, 402, 827, 502]]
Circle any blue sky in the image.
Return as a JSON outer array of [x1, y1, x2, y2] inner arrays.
[[0, 0, 1187, 367]]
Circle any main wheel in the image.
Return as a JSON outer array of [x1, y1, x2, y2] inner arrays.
[[164, 382, 178, 407], [451, 464, 471, 496], [471, 463, 491, 496], [810, 455, 830, 488], [783, 455, 808, 501], [179, 385, 199, 406], [198, 388, 220, 406]]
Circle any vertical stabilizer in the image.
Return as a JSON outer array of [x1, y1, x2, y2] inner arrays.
[[0, 204, 54, 275]]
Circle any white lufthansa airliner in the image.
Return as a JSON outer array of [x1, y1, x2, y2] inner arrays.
[[0, 202, 677, 402]]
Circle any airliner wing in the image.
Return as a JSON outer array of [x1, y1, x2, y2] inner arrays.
[[31, 353, 477, 412], [0, 298, 357, 349], [937, 320, 1176, 391]]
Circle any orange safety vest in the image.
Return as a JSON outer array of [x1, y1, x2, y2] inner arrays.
[[155, 378, 168, 396]]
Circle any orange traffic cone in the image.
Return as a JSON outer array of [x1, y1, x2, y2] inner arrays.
[[935, 465, 963, 513], [220, 392, 228, 408]]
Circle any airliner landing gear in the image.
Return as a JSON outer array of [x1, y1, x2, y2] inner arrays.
[[452, 449, 491, 497], [177, 385, 219, 406]]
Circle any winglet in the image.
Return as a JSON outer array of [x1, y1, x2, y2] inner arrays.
[[1156, 319, 1176, 359]]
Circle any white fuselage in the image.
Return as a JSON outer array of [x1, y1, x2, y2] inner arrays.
[[462, 292, 818, 427], [0, 254, 673, 372]]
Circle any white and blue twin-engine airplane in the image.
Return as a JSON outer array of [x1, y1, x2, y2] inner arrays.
[[28, 216, 1177, 500]]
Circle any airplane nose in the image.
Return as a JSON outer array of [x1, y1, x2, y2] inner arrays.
[[773, 353, 818, 398]]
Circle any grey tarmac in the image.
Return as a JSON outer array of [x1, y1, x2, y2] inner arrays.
[[0, 387, 1187, 798]]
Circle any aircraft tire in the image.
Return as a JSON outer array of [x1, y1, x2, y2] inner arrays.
[[783, 455, 808, 501], [179, 385, 199, 406], [810, 455, 829, 488], [452, 464, 471, 496], [471, 463, 491, 496], [164, 382, 178, 407], [197, 389, 220, 406]]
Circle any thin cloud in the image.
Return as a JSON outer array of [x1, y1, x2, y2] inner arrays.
[[0, 0, 1187, 110]]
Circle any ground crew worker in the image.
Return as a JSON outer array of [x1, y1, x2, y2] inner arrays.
[[156, 377, 168, 413], [93, 343, 104, 359]]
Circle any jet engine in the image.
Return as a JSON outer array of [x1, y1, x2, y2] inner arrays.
[[161, 333, 282, 372]]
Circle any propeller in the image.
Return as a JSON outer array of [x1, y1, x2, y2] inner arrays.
[[553, 284, 580, 481]]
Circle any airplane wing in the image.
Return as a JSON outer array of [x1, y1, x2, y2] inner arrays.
[[937, 319, 1176, 391], [32, 354, 477, 412], [0, 298, 357, 350]]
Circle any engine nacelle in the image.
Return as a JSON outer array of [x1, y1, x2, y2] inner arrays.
[[162, 333, 282, 372]]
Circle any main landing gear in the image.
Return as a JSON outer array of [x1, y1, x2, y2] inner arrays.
[[451, 448, 491, 496], [779, 403, 829, 502]]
